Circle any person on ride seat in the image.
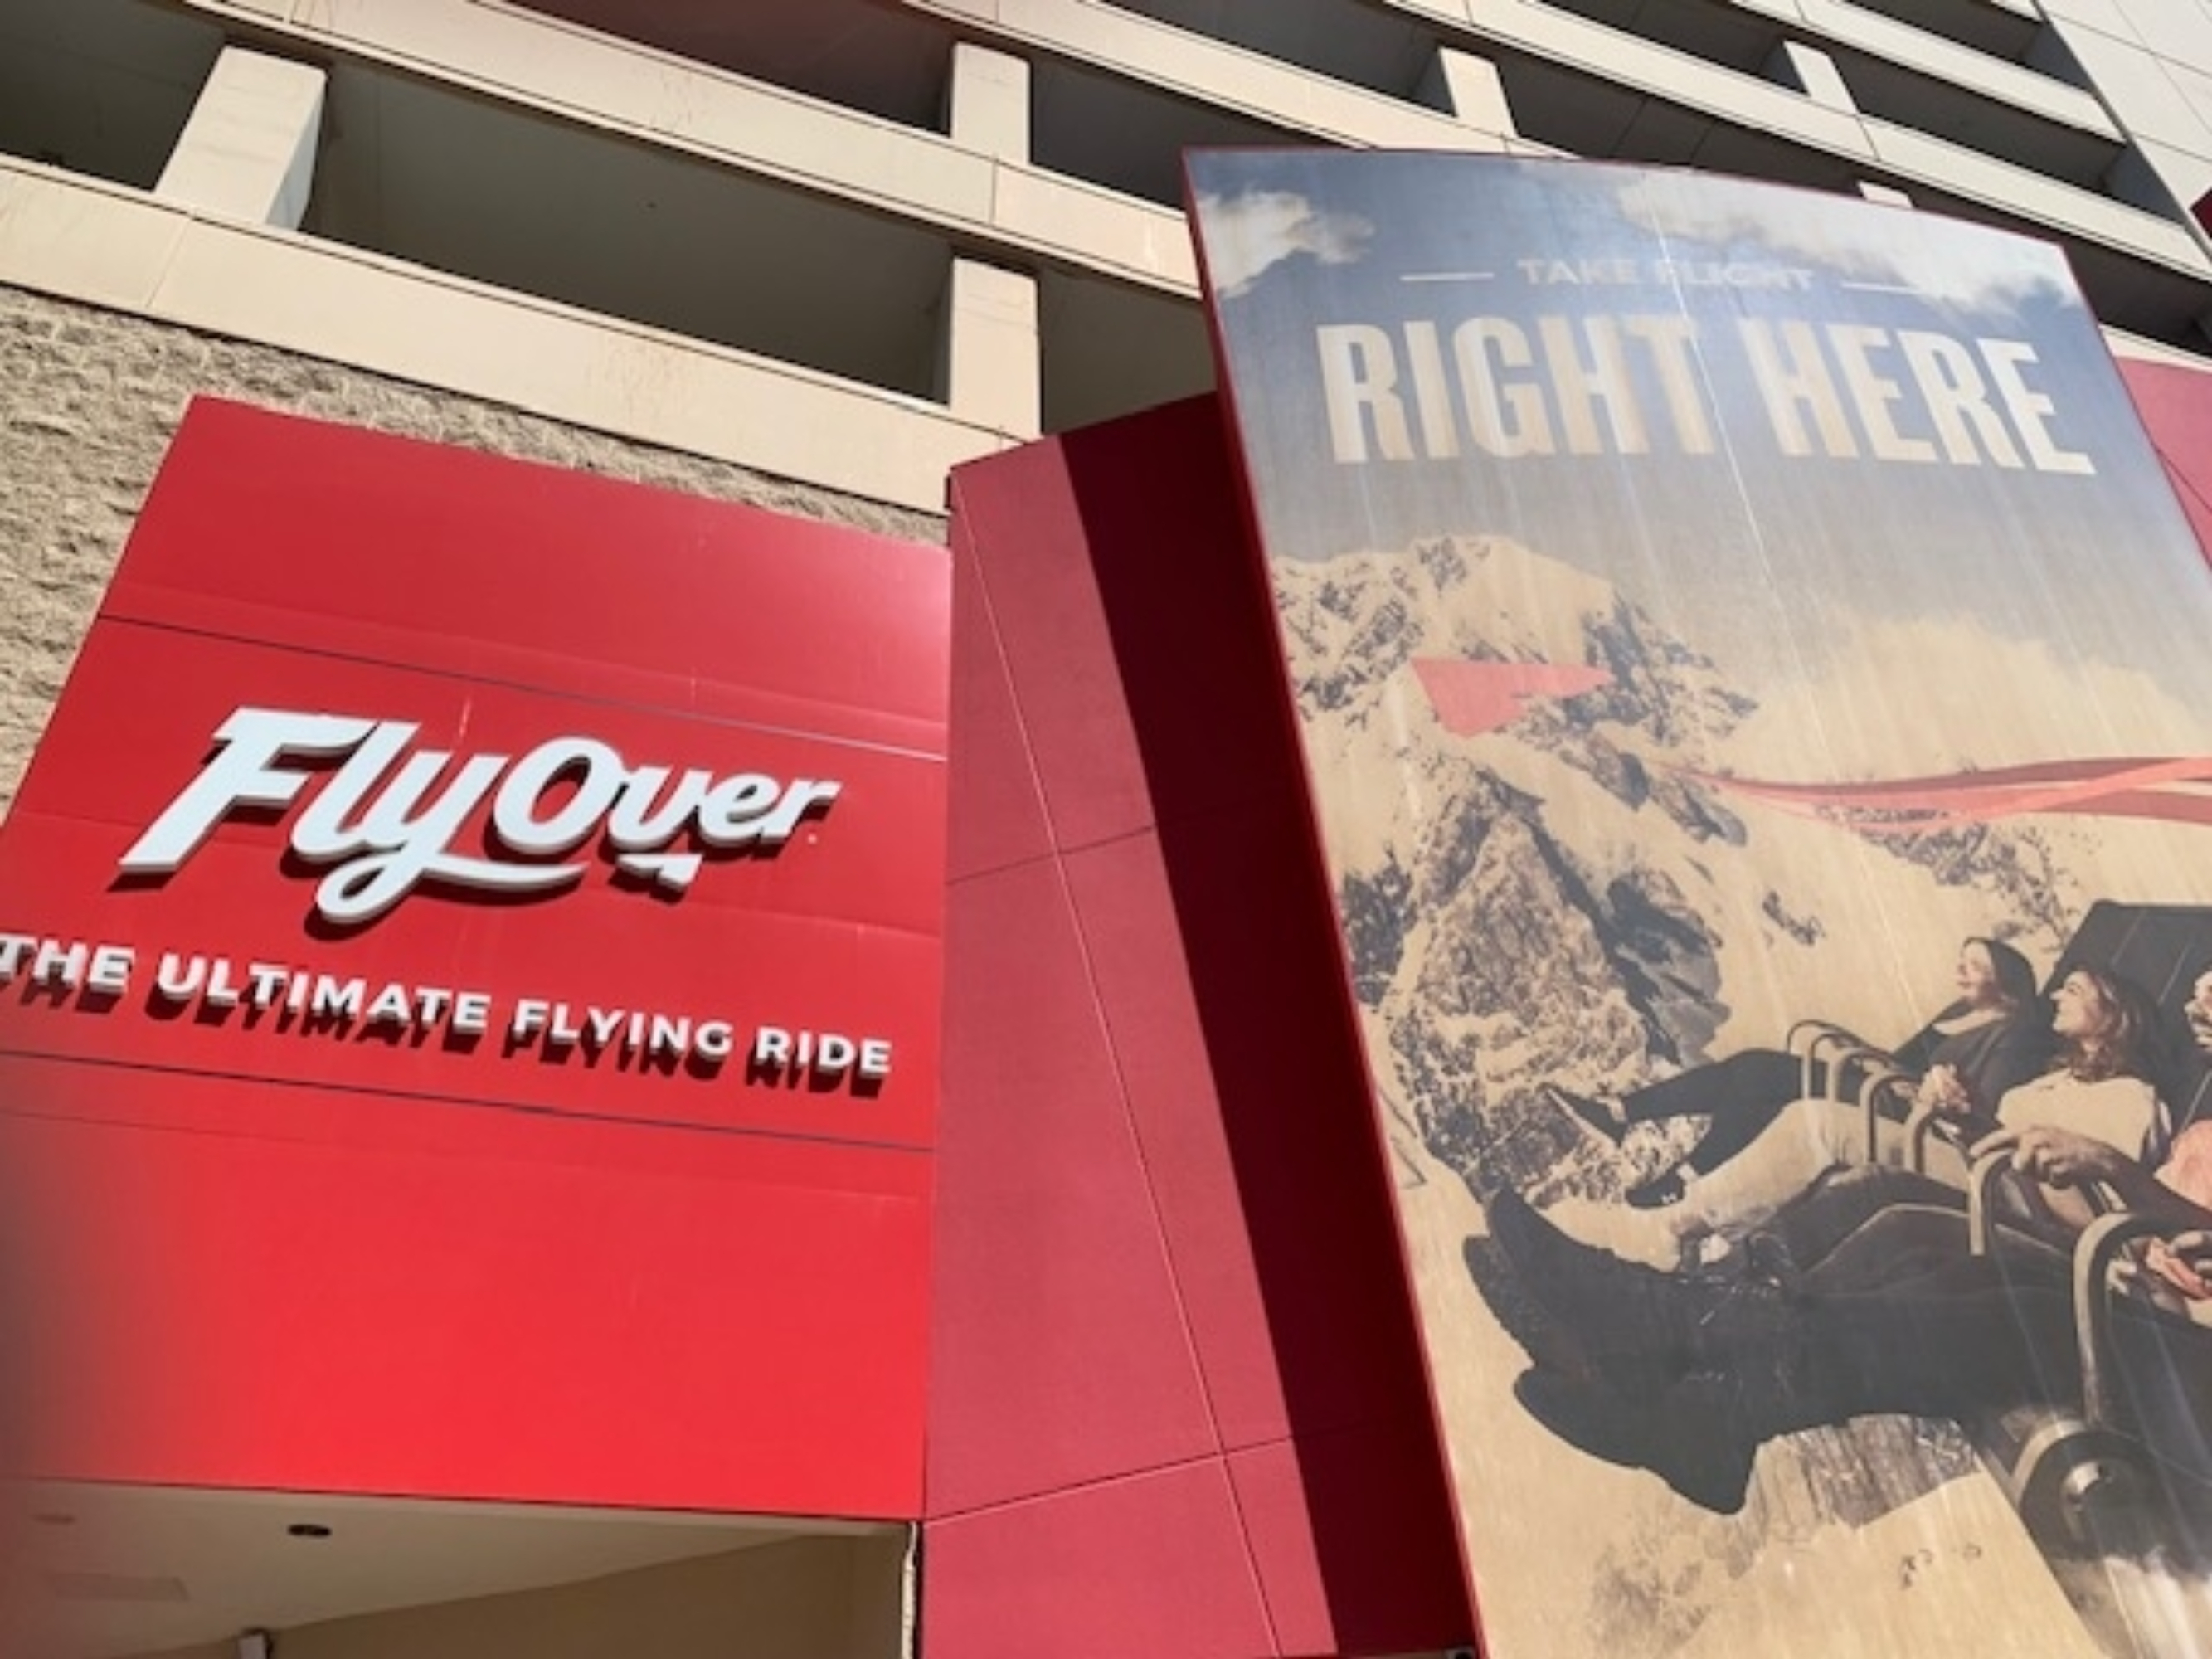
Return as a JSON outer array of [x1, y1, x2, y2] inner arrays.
[[1539, 965, 2170, 1271], [1546, 937, 2049, 1208], [1484, 1113, 2212, 1515], [1479, 973, 2212, 1514]]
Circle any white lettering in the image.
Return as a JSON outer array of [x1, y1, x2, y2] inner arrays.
[[312, 975, 365, 1019], [1898, 332, 2022, 468], [202, 959, 241, 1008], [364, 982, 412, 1026], [86, 944, 134, 996], [1316, 324, 1414, 463], [32, 940, 88, 989], [1981, 339, 2093, 475], [492, 738, 626, 856], [607, 767, 715, 849], [649, 1013, 692, 1058], [246, 961, 290, 1009], [124, 708, 846, 925], [2, 921, 887, 1096], [1829, 324, 1935, 464], [153, 951, 205, 1002], [119, 709, 375, 874], [694, 775, 782, 844], [1741, 319, 1857, 458]]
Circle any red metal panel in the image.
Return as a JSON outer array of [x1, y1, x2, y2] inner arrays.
[[921, 1464, 1277, 1659], [941, 437, 1156, 855], [927, 398, 1472, 1655], [4, 1081, 931, 1514], [0, 399, 946, 1517], [1228, 1425, 1481, 1657], [1058, 830, 1286, 1447], [2119, 356, 2212, 564], [944, 538, 1053, 885], [102, 400, 946, 750], [924, 812, 1218, 1518]]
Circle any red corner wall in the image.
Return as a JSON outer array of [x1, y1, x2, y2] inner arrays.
[[2118, 355, 2212, 562], [922, 398, 1472, 1658]]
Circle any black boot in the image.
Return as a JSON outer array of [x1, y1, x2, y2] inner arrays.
[[1544, 1082, 1627, 1145], [1624, 1166, 1689, 1209], [1514, 1367, 1759, 1515], [1487, 1191, 1732, 1379], [1464, 1234, 1621, 1391]]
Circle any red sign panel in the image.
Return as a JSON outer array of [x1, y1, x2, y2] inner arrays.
[[0, 400, 948, 1517]]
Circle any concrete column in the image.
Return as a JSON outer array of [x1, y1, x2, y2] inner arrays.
[[946, 42, 1031, 160], [1764, 39, 1856, 112], [154, 46, 326, 229], [1417, 46, 1516, 136], [1857, 181, 1914, 208], [936, 258, 1041, 440]]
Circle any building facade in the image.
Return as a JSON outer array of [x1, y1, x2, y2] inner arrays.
[[6, 2, 2212, 1657]]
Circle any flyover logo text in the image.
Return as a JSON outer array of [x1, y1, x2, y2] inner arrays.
[[118, 707, 843, 927]]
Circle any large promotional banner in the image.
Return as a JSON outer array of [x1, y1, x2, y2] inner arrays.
[[1190, 155, 2212, 1656]]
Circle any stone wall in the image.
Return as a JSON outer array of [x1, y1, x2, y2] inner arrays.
[[0, 283, 946, 821]]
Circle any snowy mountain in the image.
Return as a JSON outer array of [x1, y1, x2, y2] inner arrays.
[[1270, 533, 2087, 1201]]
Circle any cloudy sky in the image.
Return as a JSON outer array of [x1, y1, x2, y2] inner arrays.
[[1188, 153, 2212, 757]]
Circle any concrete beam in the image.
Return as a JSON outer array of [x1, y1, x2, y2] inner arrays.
[[154, 46, 326, 230], [1764, 39, 1856, 113], [946, 42, 1031, 160], [936, 258, 1041, 440], [1417, 46, 1516, 138]]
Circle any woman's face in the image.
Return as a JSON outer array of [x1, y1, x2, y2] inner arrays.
[[2051, 971, 2112, 1043], [1956, 943, 2000, 1005]]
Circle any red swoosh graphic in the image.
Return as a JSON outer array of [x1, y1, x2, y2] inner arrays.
[[1682, 757, 2212, 833], [1409, 656, 2212, 836]]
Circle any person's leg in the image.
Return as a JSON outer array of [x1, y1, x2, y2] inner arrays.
[[1765, 1171, 1968, 1277], [1515, 1248, 2084, 1512], [1544, 1088, 1979, 1270], [1756, 1262, 2080, 1415], [1620, 1049, 1798, 1165], [1670, 1097, 1873, 1241], [1789, 1195, 2072, 1295], [1549, 1048, 1798, 1155], [1691, 1052, 1818, 1173], [1539, 1097, 1864, 1267]]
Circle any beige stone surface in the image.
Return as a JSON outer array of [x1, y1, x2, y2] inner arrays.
[[0, 282, 943, 826]]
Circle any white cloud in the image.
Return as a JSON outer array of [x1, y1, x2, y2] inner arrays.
[[1612, 172, 2072, 317], [1194, 189, 1373, 299]]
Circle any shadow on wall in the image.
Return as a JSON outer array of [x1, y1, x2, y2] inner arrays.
[[1062, 397, 1472, 1655]]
